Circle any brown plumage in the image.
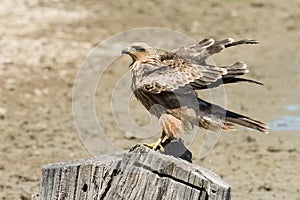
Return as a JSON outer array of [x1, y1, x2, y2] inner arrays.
[[122, 38, 268, 149]]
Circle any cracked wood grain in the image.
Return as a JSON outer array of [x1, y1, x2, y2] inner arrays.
[[33, 145, 230, 200]]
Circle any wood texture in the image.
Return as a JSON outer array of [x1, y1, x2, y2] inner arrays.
[[33, 145, 230, 200]]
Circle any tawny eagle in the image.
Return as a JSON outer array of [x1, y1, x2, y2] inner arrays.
[[122, 38, 268, 150]]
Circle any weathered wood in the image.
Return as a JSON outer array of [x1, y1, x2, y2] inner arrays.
[[33, 145, 230, 200]]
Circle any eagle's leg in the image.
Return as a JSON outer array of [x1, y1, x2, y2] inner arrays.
[[143, 131, 167, 151], [143, 138, 163, 151], [144, 114, 182, 151]]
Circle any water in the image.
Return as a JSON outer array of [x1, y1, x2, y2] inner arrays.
[[283, 105, 300, 112], [268, 104, 300, 131]]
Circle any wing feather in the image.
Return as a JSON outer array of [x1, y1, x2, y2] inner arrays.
[[139, 58, 226, 94], [138, 38, 259, 94], [168, 38, 257, 65]]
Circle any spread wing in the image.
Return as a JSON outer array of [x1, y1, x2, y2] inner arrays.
[[157, 38, 261, 90], [138, 38, 260, 94], [164, 38, 258, 65], [139, 56, 226, 94]]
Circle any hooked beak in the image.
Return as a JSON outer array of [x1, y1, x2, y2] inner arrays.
[[122, 47, 132, 55]]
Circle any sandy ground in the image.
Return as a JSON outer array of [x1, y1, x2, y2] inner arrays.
[[0, 0, 299, 199]]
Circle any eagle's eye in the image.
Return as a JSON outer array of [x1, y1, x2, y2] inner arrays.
[[133, 46, 146, 52]]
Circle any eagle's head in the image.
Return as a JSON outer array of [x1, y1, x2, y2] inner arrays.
[[122, 42, 157, 62]]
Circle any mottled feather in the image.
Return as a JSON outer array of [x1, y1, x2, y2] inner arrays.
[[122, 39, 268, 142]]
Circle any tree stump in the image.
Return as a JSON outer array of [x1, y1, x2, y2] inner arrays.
[[33, 145, 230, 200]]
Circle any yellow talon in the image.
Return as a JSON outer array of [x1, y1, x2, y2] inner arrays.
[[144, 138, 164, 151]]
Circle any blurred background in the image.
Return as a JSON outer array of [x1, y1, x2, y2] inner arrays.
[[0, 0, 299, 199]]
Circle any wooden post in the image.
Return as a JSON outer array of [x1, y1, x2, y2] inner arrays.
[[33, 145, 230, 200]]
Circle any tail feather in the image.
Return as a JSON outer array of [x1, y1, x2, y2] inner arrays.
[[225, 110, 269, 133], [198, 99, 268, 133]]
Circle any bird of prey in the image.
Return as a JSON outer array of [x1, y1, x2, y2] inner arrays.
[[122, 38, 268, 150]]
